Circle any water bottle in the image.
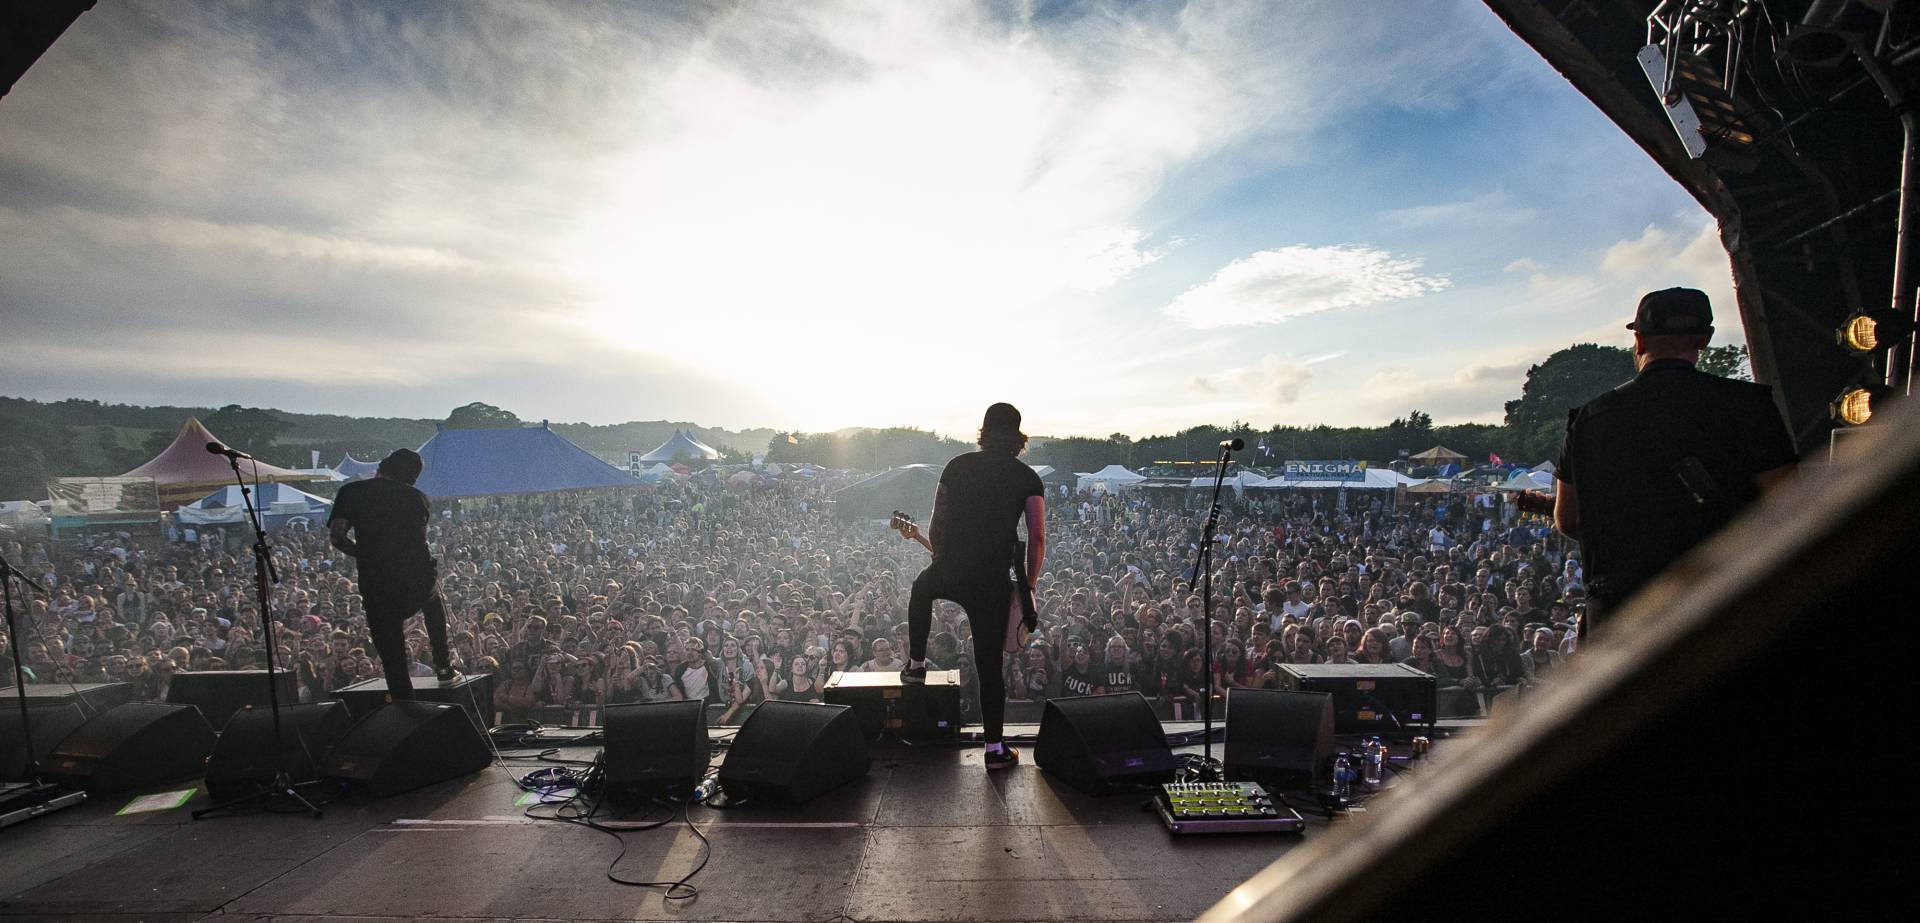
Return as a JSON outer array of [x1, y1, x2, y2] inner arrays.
[[1362, 738, 1384, 787], [1332, 753, 1353, 798]]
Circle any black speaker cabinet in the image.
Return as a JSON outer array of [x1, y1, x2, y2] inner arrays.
[[718, 701, 869, 804], [603, 700, 709, 803], [1035, 693, 1177, 796], [319, 700, 490, 797], [42, 702, 216, 793], [166, 670, 298, 731], [15, 683, 136, 713], [205, 702, 354, 801], [0, 702, 90, 781], [1275, 663, 1437, 734], [1224, 688, 1335, 791]]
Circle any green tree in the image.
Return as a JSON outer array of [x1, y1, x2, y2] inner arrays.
[[1503, 344, 1635, 461], [204, 404, 291, 457], [444, 402, 523, 429], [1697, 344, 1752, 380]]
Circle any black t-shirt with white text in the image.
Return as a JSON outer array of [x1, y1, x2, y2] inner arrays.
[[1061, 665, 1096, 698]]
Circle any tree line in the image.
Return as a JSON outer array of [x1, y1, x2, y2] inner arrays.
[[0, 343, 1749, 499]]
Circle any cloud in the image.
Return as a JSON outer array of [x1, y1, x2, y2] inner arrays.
[[0, 0, 1557, 427], [1164, 245, 1450, 328], [1191, 355, 1313, 404], [1504, 257, 1545, 274], [1358, 356, 1533, 423], [1378, 192, 1538, 230]]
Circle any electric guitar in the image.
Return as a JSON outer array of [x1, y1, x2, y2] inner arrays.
[[890, 510, 1037, 652]]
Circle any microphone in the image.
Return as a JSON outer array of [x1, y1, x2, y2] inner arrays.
[[1219, 437, 1244, 451], [206, 441, 253, 461]]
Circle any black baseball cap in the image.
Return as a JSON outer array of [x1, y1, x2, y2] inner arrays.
[[1627, 287, 1714, 334]]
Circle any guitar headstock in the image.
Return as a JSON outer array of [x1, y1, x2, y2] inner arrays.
[[889, 509, 920, 539], [1514, 490, 1556, 517]]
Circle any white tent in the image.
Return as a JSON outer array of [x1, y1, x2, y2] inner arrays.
[[0, 500, 50, 529], [175, 483, 333, 529], [1185, 471, 1269, 495], [1028, 464, 1056, 479], [1498, 469, 1556, 492], [1257, 467, 1412, 490], [1077, 465, 1146, 492]]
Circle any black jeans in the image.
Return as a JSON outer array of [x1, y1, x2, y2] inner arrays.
[[364, 584, 451, 700], [909, 564, 1011, 742]]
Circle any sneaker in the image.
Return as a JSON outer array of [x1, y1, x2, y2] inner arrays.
[[984, 745, 1019, 771], [899, 664, 926, 685], [435, 668, 463, 684]]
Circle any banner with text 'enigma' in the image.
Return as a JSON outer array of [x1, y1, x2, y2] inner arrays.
[[1280, 460, 1368, 482]]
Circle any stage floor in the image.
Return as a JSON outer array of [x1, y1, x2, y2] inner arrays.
[[0, 721, 1471, 923]]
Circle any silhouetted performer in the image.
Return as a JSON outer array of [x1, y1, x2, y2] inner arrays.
[[328, 449, 457, 698], [903, 402, 1045, 770], [1555, 288, 1798, 637]]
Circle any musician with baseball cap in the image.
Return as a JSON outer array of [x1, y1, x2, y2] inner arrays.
[[1553, 287, 1798, 637]]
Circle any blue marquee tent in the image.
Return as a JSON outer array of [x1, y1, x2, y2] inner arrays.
[[414, 422, 635, 500]]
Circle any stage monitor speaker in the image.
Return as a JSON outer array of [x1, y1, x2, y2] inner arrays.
[[603, 700, 709, 803], [1224, 688, 1335, 791], [166, 670, 298, 730], [1035, 692, 1177, 796], [205, 702, 353, 801], [319, 701, 490, 797], [0, 702, 90, 781], [42, 702, 216, 793], [718, 701, 868, 804], [16, 682, 135, 713]]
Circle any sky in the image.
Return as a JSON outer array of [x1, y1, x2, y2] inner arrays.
[[0, 0, 1739, 439]]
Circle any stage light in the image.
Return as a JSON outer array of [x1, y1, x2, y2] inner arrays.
[[1836, 309, 1915, 355], [1832, 383, 1892, 427]]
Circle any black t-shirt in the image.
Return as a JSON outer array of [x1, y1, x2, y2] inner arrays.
[[934, 450, 1043, 575], [329, 477, 434, 589], [1061, 665, 1097, 697], [1558, 359, 1797, 602], [1102, 662, 1136, 694]]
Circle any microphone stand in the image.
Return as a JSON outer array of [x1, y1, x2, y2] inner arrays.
[[1183, 442, 1235, 780], [193, 454, 322, 820]]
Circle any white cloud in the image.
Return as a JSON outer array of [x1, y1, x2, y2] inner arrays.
[[1164, 245, 1450, 328], [1191, 355, 1313, 404], [1378, 192, 1538, 230], [1504, 257, 1545, 274]]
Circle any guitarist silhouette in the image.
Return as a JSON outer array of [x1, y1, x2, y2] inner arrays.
[[897, 403, 1045, 771]]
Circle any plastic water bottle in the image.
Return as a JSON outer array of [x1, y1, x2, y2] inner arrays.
[[1362, 738, 1385, 787], [1332, 753, 1353, 798]]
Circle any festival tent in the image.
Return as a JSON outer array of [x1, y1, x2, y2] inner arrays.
[[1410, 446, 1468, 466], [413, 422, 635, 500], [832, 464, 942, 520], [1076, 465, 1147, 492], [335, 454, 381, 480], [1405, 479, 1455, 494], [1185, 471, 1270, 495], [639, 430, 721, 463], [1258, 467, 1413, 490], [0, 500, 50, 530], [1029, 464, 1078, 490], [1497, 469, 1557, 492], [121, 418, 328, 509], [1531, 460, 1557, 475], [175, 483, 332, 530]]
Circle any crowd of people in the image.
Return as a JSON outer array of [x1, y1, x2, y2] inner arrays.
[[1, 470, 1580, 727]]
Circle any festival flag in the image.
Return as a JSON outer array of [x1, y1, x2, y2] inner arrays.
[[1257, 437, 1273, 457], [786, 433, 799, 445], [1489, 452, 1505, 465]]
